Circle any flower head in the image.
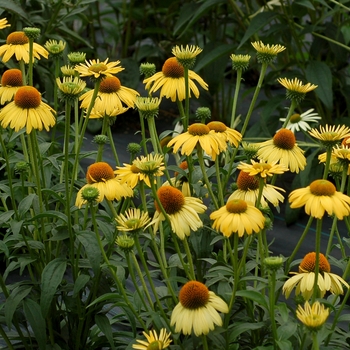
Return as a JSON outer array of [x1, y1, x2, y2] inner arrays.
[[296, 301, 329, 332], [44, 39, 66, 56], [143, 57, 208, 102], [172, 44, 202, 69], [61, 65, 78, 77], [309, 124, 350, 149], [278, 77, 317, 103], [0, 86, 56, 133], [0, 18, 10, 30], [283, 252, 349, 300], [251, 41, 285, 63], [80, 76, 138, 116], [257, 129, 306, 173], [115, 208, 151, 234], [135, 96, 161, 119], [206, 121, 242, 147], [289, 179, 350, 219], [56, 76, 86, 102], [115, 234, 135, 253], [0, 31, 48, 63], [0, 69, 23, 104], [75, 58, 124, 80], [132, 328, 172, 350], [139, 62, 156, 78], [279, 108, 321, 133], [167, 123, 227, 160], [75, 162, 133, 208], [170, 281, 228, 336], [115, 153, 165, 188], [67, 51, 86, 65], [237, 159, 288, 178], [152, 186, 206, 239], [228, 170, 285, 208], [210, 199, 265, 237], [230, 54, 251, 71]]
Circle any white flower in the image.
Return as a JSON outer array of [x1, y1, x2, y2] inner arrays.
[[280, 108, 321, 133]]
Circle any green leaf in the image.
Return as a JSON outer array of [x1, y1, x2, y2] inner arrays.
[[195, 44, 234, 72], [277, 322, 298, 341], [174, 0, 226, 37], [0, 210, 14, 225], [0, 0, 29, 20], [73, 274, 90, 298], [173, 2, 197, 35], [76, 231, 102, 275], [306, 61, 333, 110], [87, 293, 124, 308], [229, 322, 265, 342], [238, 12, 279, 48], [23, 299, 47, 350], [18, 193, 37, 218], [95, 314, 116, 350], [5, 285, 32, 328], [40, 258, 67, 317], [235, 290, 268, 309]]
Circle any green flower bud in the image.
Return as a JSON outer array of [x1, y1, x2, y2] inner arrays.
[[264, 256, 283, 271], [81, 186, 99, 203], [139, 63, 156, 78], [23, 27, 41, 40]]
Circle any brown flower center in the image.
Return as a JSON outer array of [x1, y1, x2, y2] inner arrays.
[[299, 252, 331, 273], [89, 63, 107, 73], [309, 179, 336, 196], [289, 113, 301, 124], [237, 170, 259, 190], [155, 186, 185, 214], [86, 162, 115, 183], [207, 121, 227, 133], [1, 69, 23, 86], [179, 281, 209, 309], [130, 164, 141, 173], [188, 123, 210, 136], [226, 199, 248, 213], [14, 86, 41, 108], [273, 129, 296, 149], [162, 57, 184, 78], [7, 31, 28, 45], [99, 76, 121, 93]]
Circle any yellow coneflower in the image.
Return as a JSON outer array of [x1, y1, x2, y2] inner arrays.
[[143, 57, 208, 102], [278, 77, 317, 102], [206, 121, 242, 148], [283, 252, 349, 300], [115, 208, 151, 233], [289, 179, 350, 220], [134, 96, 161, 120], [228, 170, 285, 208], [170, 281, 229, 336], [210, 199, 265, 237], [0, 31, 48, 63], [56, 76, 86, 101], [0, 86, 55, 133], [74, 58, 124, 79], [115, 153, 165, 188], [296, 301, 329, 332], [257, 128, 306, 173], [309, 124, 350, 148], [75, 162, 133, 208], [79, 76, 139, 116], [132, 328, 172, 350], [230, 54, 251, 71], [0, 69, 23, 104], [44, 39, 66, 56], [152, 186, 206, 240], [251, 41, 286, 63], [237, 159, 288, 178], [167, 123, 227, 160], [172, 44, 202, 68]]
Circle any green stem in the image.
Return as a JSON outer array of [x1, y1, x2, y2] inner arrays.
[[96, 115, 110, 162], [27, 38, 34, 86], [323, 146, 332, 179], [70, 80, 101, 199], [312, 219, 322, 303], [312, 332, 319, 350], [196, 146, 219, 209], [215, 156, 225, 206], [285, 216, 314, 273], [107, 125, 120, 166], [269, 269, 278, 350], [281, 99, 297, 129], [182, 236, 195, 280], [202, 334, 209, 350], [230, 69, 243, 129], [184, 67, 190, 130]]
